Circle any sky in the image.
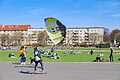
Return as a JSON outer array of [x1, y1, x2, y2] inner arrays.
[[0, 0, 120, 31]]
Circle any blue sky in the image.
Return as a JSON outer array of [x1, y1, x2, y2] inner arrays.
[[0, 0, 120, 31]]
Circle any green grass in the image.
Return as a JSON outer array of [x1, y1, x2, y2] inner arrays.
[[43, 51, 120, 62], [42, 46, 120, 51], [0, 50, 120, 62]]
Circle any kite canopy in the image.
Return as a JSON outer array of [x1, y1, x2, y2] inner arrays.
[[44, 17, 66, 45]]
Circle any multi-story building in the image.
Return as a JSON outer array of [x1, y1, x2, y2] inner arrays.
[[65, 27, 104, 46], [28, 28, 45, 45], [0, 25, 105, 46], [0, 25, 30, 45]]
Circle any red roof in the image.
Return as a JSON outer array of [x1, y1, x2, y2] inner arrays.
[[0, 25, 30, 30]]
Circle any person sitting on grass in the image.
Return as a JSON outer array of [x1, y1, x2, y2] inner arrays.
[[89, 50, 94, 55], [93, 55, 102, 62], [118, 58, 120, 61], [8, 53, 15, 58], [51, 53, 60, 59], [63, 52, 66, 55]]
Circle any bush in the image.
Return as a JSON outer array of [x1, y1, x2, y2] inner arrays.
[[32, 43, 40, 47], [96, 43, 110, 48]]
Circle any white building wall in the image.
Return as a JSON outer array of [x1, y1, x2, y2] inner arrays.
[[27, 28, 45, 45], [65, 27, 104, 45], [0, 27, 105, 46]]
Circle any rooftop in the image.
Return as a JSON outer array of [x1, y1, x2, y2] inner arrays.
[[0, 25, 30, 31]]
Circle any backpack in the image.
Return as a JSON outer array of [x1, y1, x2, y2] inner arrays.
[[34, 56, 41, 61], [34, 51, 41, 61]]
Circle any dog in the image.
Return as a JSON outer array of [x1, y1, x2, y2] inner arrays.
[[30, 57, 35, 64]]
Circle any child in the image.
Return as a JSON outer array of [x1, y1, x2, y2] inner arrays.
[[19, 46, 27, 65], [33, 47, 44, 73]]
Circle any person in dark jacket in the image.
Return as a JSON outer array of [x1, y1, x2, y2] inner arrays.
[[33, 47, 44, 73], [109, 47, 114, 62]]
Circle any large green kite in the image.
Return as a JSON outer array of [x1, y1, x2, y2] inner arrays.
[[44, 17, 66, 45]]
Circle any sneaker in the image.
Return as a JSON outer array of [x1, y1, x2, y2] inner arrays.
[[20, 62, 23, 65], [23, 62, 26, 65]]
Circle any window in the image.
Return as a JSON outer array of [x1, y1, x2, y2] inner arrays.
[[75, 30, 78, 32], [80, 33, 82, 35], [80, 30, 82, 32]]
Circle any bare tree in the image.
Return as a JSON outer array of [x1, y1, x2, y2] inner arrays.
[[0, 34, 12, 46], [43, 31, 49, 46], [103, 28, 110, 42], [111, 29, 120, 41], [110, 29, 120, 45], [115, 33, 120, 41], [37, 30, 49, 46], [12, 32, 22, 46], [89, 33, 103, 46]]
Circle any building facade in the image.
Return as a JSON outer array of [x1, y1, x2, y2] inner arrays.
[[28, 28, 45, 45], [0, 25, 105, 46], [65, 27, 104, 46], [0, 25, 30, 45]]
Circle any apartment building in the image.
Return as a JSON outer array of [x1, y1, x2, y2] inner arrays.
[[0, 25, 30, 45], [28, 28, 46, 45], [65, 27, 104, 46], [0, 25, 105, 46]]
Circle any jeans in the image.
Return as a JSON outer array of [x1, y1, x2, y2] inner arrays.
[[109, 53, 114, 62], [20, 55, 26, 63]]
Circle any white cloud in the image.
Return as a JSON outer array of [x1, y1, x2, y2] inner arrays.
[[111, 14, 120, 17]]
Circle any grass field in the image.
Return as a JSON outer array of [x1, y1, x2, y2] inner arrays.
[[0, 47, 120, 63], [42, 47, 120, 50]]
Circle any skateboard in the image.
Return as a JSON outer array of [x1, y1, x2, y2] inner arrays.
[[31, 71, 47, 74], [20, 71, 47, 74]]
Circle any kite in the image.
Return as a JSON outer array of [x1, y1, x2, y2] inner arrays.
[[44, 17, 66, 45]]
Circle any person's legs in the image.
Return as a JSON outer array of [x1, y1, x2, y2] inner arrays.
[[110, 53, 114, 62], [20, 56, 22, 63], [22, 56, 26, 65], [34, 61, 39, 71], [109, 54, 112, 62], [39, 60, 44, 70], [20, 56, 24, 65], [111, 54, 114, 62]]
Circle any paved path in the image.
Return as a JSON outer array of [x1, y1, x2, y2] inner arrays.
[[0, 62, 120, 80]]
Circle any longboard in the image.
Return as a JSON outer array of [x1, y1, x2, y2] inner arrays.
[[31, 72, 47, 74], [20, 71, 47, 74]]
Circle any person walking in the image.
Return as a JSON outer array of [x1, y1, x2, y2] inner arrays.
[[19, 46, 27, 65], [33, 47, 45, 73], [109, 47, 114, 62]]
